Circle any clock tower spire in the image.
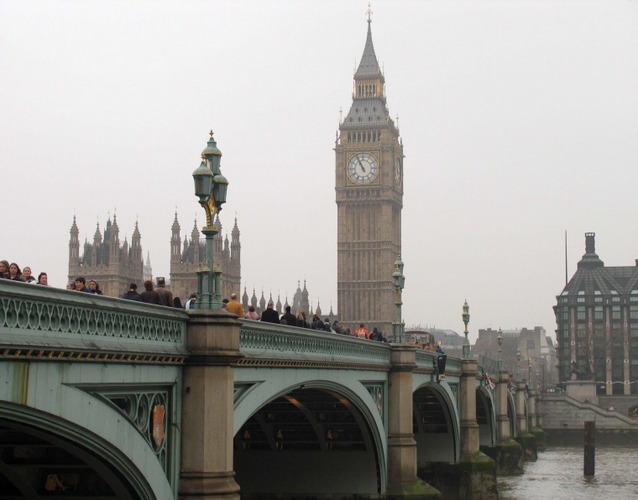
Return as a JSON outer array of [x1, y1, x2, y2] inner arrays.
[[335, 15, 403, 336]]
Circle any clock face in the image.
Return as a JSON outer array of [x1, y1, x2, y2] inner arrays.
[[394, 158, 402, 187], [347, 153, 379, 185]]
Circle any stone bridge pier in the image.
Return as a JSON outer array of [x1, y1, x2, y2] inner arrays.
[[515, 381, 537, 461], [482, 371, 523, 475], [179, 310, 243, 500]]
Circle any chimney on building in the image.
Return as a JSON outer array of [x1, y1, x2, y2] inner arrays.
[[585, 232, 596, 254], [578, 232, 604, 269]]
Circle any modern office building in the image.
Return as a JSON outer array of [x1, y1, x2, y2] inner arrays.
[[555, 232, 638, 395]]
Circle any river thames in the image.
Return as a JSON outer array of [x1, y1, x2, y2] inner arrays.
[[498, 446, 638, 499]]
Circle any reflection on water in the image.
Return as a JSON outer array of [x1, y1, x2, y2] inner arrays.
[[498, 447, 638, 499]]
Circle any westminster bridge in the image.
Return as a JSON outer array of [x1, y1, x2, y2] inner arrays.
[[0, 280, 541, 499]]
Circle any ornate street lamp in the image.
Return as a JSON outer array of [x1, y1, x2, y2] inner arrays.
[[528, 357, 532, 385], [192, 131, 229, 309], [497, 328, 503, 372], [392, 255, 405, 343], [516, 348, 521, 382], [462, 300, 470, 359]]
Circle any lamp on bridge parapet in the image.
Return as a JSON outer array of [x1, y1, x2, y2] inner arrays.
[[497, 327, 503, 372], [192, 131, 229, 310], [528, 357, 532, 385], [462, 299, 470, 359], [516, 347, 521, 382], [392, 255, 405, 343]]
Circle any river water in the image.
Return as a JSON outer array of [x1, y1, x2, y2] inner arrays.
[[498, 446, 638, 499]]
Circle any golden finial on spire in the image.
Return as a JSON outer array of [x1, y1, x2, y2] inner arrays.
[[209, 129, 214, 138]]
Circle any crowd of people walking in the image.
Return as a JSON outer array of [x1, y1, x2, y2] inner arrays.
[[230, 299, 388, 342], [1, 266, 389, 342], [0, 260, 48, 285]]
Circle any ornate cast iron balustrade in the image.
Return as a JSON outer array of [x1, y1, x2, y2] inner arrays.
[[239, 322, 391, 370], [0, 280, 188, 364]]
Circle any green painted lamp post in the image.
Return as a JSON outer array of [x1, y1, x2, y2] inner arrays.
[[462, 300, 470, 359], [516, 348, 521, 382], [497, 328, 503, 372], [528, 357, 532, 385], [192, 131, 229, 310], [392, 255, 405, 343]]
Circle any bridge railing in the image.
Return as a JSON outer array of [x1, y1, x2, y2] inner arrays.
[[239, 321, 391, 368], [0, 280, 188, 363]]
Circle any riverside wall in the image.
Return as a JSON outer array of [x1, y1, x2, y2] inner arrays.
[[540, 394, 638, 445]]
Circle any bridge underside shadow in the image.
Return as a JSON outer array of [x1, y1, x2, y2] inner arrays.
[[0, 418, 139, 499], [413, 385, 457, 464], [234, 387, 380, 498]]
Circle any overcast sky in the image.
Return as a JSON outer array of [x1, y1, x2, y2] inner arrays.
[[2, 0, 637, 342]]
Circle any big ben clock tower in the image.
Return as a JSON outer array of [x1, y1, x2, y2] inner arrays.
[[336, 14, 403, 336]]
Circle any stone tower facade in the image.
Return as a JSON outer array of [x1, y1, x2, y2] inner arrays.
[[169, 214, 241, 304], [335, 17, 403, 336], [68, 215, 144, 297]]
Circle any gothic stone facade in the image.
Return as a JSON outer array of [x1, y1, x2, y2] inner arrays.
[[169, 214, 241, 304], [68, 216, 144, 297]]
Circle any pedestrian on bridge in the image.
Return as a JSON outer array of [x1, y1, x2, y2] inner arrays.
[[226, 293, 245, 318], [281, 306, 296, 326], [140, 280, 160, 304], [122, 283, 141, 301], [155, 277, 174, 307], [260, 301, 280, 323], [73, 277, 90, 293], [354, 323, 370, 339]]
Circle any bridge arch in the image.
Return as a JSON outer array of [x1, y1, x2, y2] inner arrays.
[[476, 385, 497, 447], [0, 402, 161, 499], [233, 375, 387, 497], [413, 381, 460, 464]]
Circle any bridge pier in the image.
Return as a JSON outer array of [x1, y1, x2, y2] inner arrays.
[[482, 371, 522, 475], [421, 360, 497, 499], [458, 359, 497, 500], [386, 345, 441, 499], [514, 381, 537, 462], [528, 390, 546, 451], [179, 310, 244, 499]]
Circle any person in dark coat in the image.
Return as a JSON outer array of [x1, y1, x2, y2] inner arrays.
[[74, 277, 90, 293], [296, 312, 309, 328], [260, 301, 280, 323], [88, 279, 103, 295], [155, 277, 173, 307], [311, 314, 323, 330], [122, 283, 142, 301], [281, 306, 296, 326], [140, 280, 160, 304], [370, 327, 386, 342]]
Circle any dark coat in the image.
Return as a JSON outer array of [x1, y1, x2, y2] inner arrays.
[[281, 312, 297, 326], [156, 286, 174, 307], [140, 290, 161, 304], [122, 290, 142, 301], [261, 307, 280, 324]]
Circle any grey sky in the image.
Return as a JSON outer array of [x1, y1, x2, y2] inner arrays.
[[2, 1, 637, 342]]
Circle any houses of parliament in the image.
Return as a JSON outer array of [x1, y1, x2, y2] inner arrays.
[[67, 15, 402, 333], [67, 214, 241, 304], [67, 214, 336, 321]]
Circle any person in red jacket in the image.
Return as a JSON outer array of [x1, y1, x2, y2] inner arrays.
[[353, 323, 369, 339]]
